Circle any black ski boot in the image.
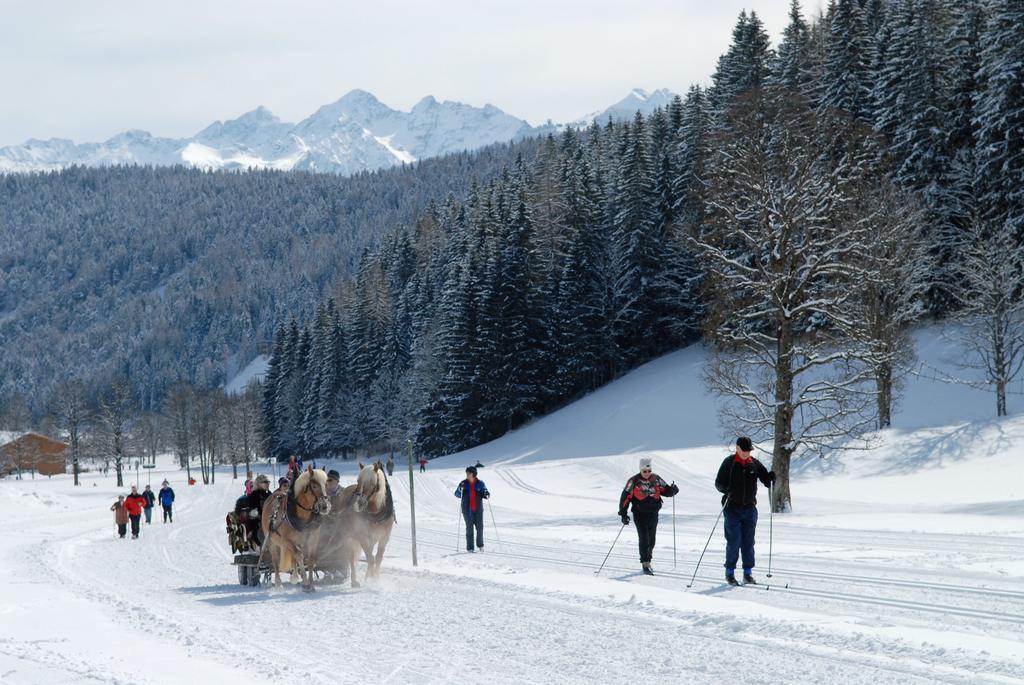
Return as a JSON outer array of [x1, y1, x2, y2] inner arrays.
[[743, 574, 757, 585], [726, 573, 739, 586], [642, 562, 654, 576]]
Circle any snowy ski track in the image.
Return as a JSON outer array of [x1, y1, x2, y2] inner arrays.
[[2, 453, 1021, 685], [4, 332, 1024, 683]]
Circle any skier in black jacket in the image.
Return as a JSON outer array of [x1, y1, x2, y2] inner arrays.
[[715, 437, 775, 585], [618, 457, 678, 575]]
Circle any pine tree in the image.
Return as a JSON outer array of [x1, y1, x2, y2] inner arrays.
[[821, 0, 872, 119], [974, 0, 1024, 239], [770, 0, 813, 98], [709, 11, 774, 115], [612, 113, 658, 365], [259, 322, 287, 460]]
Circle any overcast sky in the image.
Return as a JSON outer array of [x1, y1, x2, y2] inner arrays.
[[0, 0, 819, 146]]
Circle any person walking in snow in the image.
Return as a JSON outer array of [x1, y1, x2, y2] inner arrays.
[[110, 495, 129, 538], [715, 437, 775, 585], [419, 458, 428, 473], [124, 485, 147, 539], [618, 457, 679, 575], [454, 466, 490, 552], [386, 457, 394, 477], [141, 484, 156, 524], [158, 480, 175, 523]]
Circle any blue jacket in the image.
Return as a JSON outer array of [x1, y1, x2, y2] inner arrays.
[[454, 479, 489, 513], [158, 486, 175, 506]]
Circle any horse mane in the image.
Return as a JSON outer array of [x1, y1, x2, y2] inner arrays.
[[293, 469, 327, 501], [293, 469, 310, 493], [357, 464, 388, 512]]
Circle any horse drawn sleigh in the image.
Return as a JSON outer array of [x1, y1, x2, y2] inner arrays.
[[225, 463, 395, 591]]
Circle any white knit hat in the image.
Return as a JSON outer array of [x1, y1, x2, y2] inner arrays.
[[638, 457, 652, 470]]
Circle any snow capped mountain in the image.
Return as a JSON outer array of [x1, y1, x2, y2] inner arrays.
[[0, 88, 676, 175], [0, 90, 537, 175], [574, 87, 678, 126]]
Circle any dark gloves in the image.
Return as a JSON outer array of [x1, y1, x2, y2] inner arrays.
[[620, 513, 630, 525], [666, 484, 679, 496], [767, 471, 777, 485], [483, 492, 490, 499]]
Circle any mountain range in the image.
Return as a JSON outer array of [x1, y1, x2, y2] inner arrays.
[[0, 88, 676, 175]]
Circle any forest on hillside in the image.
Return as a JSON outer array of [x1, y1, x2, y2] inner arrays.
[[0, 142, 538, 413], [259, 0, 1024, 512]]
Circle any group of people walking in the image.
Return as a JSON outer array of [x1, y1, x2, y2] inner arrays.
[[120, 439, 770, 585], [110, 480, 175, 539], [618, 436, 775, 583]]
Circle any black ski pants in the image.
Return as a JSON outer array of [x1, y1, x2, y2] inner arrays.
[[463, 507, 484, 551], [162, 505, 173, 522], [129, 514, 141, 537], [633, 511, 659, 563]]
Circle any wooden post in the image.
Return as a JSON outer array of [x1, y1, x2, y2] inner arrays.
[[407, 439, 418, 567]]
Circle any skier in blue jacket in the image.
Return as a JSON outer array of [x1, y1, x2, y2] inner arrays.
[[158, 480, 175, 523], [454, 466, 490, 552]]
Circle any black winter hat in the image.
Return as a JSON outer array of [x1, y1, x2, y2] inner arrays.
[[465, 466, 478, 475], [736, 436, 754, 452], [327, 469, 340, 481]]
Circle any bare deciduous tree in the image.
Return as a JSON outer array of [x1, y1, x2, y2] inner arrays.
[[694, 92, 880, 513], [850, 181, 932, 429], [164, 383, 193, 481], [952, 221, 1024, 417], [98, 377, 134, 487], [55, 379, 90, 486]]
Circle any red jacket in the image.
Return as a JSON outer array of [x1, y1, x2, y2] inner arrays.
[[124, 493, 147, 516]]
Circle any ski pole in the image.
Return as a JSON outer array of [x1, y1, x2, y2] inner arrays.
[[455, 510, 462, 553], [686, 502, 726, 589], [487, 501, 501, 546], [595, 522, 627, 576], [671, 481, 677, 569], [767, 481, 774, 579]]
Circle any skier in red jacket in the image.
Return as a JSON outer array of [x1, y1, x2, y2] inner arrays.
[[123, 485, 147, 539], [618, 457, 678, 575]]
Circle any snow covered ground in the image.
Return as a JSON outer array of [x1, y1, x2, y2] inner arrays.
[[2, 327, 1023, 684]]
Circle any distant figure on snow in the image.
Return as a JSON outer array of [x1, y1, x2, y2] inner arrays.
[[454, 466, 490, 552], [419, 458, 428, 473], [715, 437, 775, 586], [141, 484, 156, 524], [618, 457, 678, 575], [111, 495, 128, 538], [386, 457, 394, 477], [124, 485, 147, 539], [158, 480, 175, 523]]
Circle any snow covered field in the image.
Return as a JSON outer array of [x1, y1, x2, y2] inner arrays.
[[2, 329, 1023, 684]]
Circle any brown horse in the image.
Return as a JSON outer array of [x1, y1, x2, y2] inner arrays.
[[260, 466, 332, 591], [339, 462, 395, 587]]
